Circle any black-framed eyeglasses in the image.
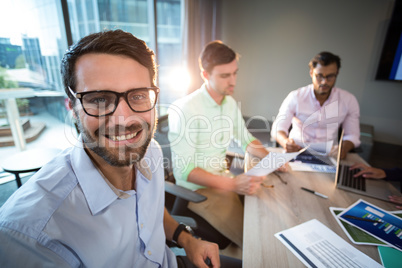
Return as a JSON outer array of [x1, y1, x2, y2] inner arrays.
[[314, 73, 337, 81], [68, 86, 159, 117]]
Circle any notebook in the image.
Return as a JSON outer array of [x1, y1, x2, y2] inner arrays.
[[334, 130, 401, 201]]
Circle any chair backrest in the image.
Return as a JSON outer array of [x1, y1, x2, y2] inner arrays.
[[154, 114, 175, 182], [243, 115, 275, 147]]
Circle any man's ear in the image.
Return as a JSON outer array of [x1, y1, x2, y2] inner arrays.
[[67, 100, 77, 119], [309, 68, 314, 78], [68, 101, 73, 111], [201, 70, 209, 81]]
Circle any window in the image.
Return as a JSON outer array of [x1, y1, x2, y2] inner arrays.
[[67, 0, 185, 114], [0, 0, 69, 128], [0, 0, 184, 122]]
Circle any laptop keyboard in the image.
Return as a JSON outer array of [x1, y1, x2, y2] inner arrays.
[[340, 165, 366, 191]]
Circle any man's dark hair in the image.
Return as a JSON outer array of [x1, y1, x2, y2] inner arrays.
[[199, 40, 238, 73], [61, 29, 156, 101], [308, 51, 341, 70]]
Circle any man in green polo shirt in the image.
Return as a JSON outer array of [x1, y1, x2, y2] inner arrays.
[[168, 41, 271, 250]]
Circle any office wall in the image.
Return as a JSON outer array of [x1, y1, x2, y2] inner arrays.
[[220, 0, 402, 145]]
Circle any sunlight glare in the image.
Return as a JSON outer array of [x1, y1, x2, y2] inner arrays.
[[168, 67, 191, 94]]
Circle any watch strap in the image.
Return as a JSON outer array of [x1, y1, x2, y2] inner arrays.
[[172, 223, 187, 245]]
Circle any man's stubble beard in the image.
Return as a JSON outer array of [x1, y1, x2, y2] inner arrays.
[[74, 109, 157, 167]]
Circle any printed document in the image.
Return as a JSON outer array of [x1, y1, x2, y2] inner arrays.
[[338, 199, 402, 252], [275, 219, 382, 268], [245, 148, 305, 177], [330, 207, 402, 246]]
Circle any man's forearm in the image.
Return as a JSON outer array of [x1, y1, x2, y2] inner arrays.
[[164, 207, 221, 267], [163, 208, 198, 248], [341, 140, 355, 155], [276, 131, 289, 149], [187, 168, 236, 191], [246, 139, 270, 159]]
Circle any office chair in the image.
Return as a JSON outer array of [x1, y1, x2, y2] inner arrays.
[[154, 114, 232, 249], [243, 116, 275, 147]]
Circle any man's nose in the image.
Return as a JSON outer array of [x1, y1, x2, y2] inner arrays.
[[230, 74, 237, 85], [112, 98, 135, 118]]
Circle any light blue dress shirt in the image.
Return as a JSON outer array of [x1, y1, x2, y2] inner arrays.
[[0, 139, 177, 267]]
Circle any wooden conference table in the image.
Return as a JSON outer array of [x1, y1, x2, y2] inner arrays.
[[242, 149, 401, 267]]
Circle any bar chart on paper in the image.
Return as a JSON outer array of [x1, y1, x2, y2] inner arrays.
[[338, 199, 402, 251]]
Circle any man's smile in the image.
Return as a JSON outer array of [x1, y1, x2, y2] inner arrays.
[[106, 130, 141, 141]]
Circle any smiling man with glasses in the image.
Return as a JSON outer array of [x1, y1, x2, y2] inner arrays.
[[0, 30, 221, 268], [271, 51, 360, 159]]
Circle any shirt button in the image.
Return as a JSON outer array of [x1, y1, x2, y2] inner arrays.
[[141, 223, 144, 229], [148, 250, 152, 256]]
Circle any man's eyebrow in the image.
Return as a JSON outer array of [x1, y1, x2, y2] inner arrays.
[[219, 68, 239, 76], [314, 71, 337, 75]]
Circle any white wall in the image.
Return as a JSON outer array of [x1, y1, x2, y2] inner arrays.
[[220, 0, 402, 145]]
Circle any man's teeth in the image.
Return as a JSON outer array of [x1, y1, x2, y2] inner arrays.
[[110, 132, 138, 141]]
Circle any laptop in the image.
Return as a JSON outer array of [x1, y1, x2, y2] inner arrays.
[[334, 130, 401, 201]]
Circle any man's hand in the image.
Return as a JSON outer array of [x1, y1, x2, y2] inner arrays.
[[233, 174, 263, 195], [284, 138, 302, 152], [276, 131, 302, 152], [350, 163, 386, 179], [350, 164, 402, 209], [277, 163, 289, 172], [164, 209, 220, 268], [180, 233, 220, 268]]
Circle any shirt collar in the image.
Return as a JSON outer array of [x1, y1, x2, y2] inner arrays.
[[201, 83, 227, 106], [135, 158, 152, 181], [309, 84, 338, 104], [71, 137, 152, 215]]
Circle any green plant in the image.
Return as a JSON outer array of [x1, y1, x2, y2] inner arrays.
[[0, 66, 18, 89], [0, 67, 30, 119]]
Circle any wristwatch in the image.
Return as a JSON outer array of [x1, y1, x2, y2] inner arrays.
[[172, 223, 195, 246]]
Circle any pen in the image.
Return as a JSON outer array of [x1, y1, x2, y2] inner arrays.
[[300, 187, 328, 199], [273, 171, 287, 185], [343, 215, 383, 223]]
